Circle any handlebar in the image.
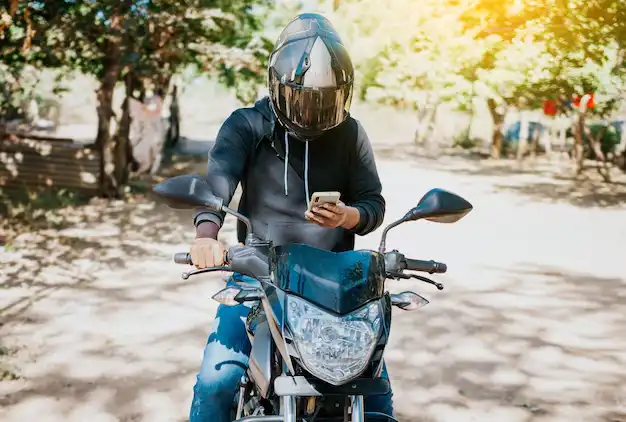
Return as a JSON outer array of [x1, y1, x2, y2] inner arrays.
[[173, 250, 232, 266], [174, 252, 192, 265], [173, 247, 447, 291], [173, 243, 270, 280], [405, 258, 447, 274]]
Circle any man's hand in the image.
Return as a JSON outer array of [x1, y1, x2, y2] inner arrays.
[[305, 201, 360, 230], [190, 237, 226, 269]]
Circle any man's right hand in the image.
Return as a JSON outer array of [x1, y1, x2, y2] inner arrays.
[[190, 238, 226, 268]]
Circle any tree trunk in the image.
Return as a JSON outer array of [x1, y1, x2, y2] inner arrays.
[[583, 123, 611, 182], [572, 94, 593, 177], [487, 98, 505, 159], [155, 72, 172, 97], [572, 112, 586, 177], [95, 38, 122, 197], [165, 82, 181, 149], [113, 73, 134, 195], [616, 123, 626, 172], [414, 102, 438, 146]]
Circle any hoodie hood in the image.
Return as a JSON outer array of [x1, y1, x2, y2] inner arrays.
[[253, 96, 275, 136]]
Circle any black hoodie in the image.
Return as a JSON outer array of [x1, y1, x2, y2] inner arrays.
[[194, 97, 385, 252]]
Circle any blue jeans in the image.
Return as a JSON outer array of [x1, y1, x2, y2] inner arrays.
[[189, 275, 394, 422]]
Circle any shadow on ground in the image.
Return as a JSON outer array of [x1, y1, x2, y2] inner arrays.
[[387, 264, 626, 421], [375, 146, 626, 209], [2, 140, 626, 421], [0, 144, 233, 420], [2, 263, 625, 421], [1, 147, 238, 328], [493, 179, 626, 208]]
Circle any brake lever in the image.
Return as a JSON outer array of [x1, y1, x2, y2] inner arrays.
[[387, 271, 411, 280], [410, 274, 444, 290], [182, 266, 232, 280]]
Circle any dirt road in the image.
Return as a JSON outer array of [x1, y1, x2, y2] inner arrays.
[[2, 152, 626, 422]]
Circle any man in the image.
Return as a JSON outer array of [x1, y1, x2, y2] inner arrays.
[[188, 13, 392, 422]]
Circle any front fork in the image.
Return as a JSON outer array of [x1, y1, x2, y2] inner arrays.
[[280, 395, 365, 422], [236, 374, 249, 420], [280, 396, 296, 421], [350, 396, 365, 422]]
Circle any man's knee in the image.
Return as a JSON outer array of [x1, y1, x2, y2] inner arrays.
[[193, 370, 240, 402], [190, 369, 239, 422], [194, 346, 247, 410], [193, 307, 251, 402], [190, 297, 253, 418], [206, 304, 252, 354]]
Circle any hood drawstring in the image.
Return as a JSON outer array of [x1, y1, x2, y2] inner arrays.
[[283, 131, 289, 196], [304, 140, 310, 209], [282, 131, 311, 210]]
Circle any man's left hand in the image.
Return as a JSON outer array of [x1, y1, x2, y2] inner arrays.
[[305, 201, 360, 230]]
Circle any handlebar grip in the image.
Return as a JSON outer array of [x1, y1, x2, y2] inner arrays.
[[174, 252, 193, 265], [405, 258, 447, 274], [435, 262, 447, 274]]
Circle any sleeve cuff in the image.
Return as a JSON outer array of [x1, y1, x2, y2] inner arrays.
[[193, 210, 223, 228], [347, 205, 370, 236]]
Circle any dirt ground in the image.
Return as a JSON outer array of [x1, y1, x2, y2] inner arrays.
[[1, 145, 626, 421]]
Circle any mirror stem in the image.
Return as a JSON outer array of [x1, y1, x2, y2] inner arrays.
[[378, 218, 405, 254], [222, 205, 253, 241]]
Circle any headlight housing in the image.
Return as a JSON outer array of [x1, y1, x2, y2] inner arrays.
[[286, 295, 383, 385]]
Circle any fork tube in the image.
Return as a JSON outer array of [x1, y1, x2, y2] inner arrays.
[[281, 396, 297, 422], [350, 395, 365, 422], [235, 374, 248, 420]]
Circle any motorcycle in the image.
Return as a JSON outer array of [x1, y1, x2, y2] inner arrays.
[[152, 174, 473, 422]]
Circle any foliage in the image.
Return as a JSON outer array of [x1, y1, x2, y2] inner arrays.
[[322, 0, 626, 165], [460, 0, 626, 114], [452, 126, 480, 149], [1, 0, 275, 111], [1, 0, 274, 195], [565, 122, 624, 158], [328, 0, 626, 117]]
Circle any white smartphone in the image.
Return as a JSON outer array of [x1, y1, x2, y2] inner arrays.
[[309, 191, 341, 211]]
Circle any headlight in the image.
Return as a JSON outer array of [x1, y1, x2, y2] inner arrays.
[[286, 295, 383, 385]]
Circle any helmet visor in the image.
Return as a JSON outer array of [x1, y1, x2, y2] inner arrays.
[[269, 68, 353, 135]]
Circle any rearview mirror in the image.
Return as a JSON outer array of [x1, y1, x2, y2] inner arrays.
[[152, 174, 224, 211], [378, 188, 473, 253], [404, 188, 473, 223]]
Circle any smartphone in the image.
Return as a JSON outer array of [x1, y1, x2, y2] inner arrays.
[[309, 191, 341, 211]]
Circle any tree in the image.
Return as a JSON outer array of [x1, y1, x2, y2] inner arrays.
[[328, 0, 553, 153], [0, 1, 75, 121], [328, 0, 626, 163], [460, 0, 626, 171], [1, 0, 273, 197]]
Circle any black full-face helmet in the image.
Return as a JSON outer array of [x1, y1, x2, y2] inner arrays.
[[268, 13, 354, 141]]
